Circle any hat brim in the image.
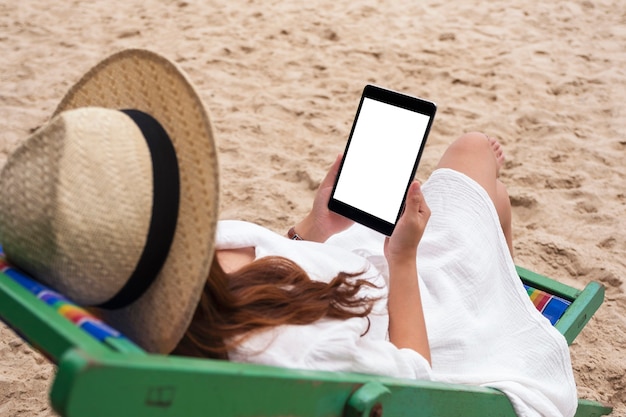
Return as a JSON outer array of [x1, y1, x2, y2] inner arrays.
[[55, 49, 219, 354]]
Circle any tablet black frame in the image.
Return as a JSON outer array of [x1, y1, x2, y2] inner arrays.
[[328, 84, 436, 236]]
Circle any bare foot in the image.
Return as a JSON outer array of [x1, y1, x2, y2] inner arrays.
[[486, 135, 505, 176]]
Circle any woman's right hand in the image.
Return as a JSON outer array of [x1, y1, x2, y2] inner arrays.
[[292, 154, 354, 243], [384, 181, 431, 264]]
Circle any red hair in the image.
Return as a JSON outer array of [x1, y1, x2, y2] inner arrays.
[[172, 255, 377, 359]]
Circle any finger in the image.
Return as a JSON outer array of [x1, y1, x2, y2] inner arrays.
[[406, 181, 422, 206], [406, 181, 430, 217], [395, 182, 418, 223], [414, 184, 430, 214], [321, 154, 343, 187]]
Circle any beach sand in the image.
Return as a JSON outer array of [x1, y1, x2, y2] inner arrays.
[[1, 0, 625, 415]]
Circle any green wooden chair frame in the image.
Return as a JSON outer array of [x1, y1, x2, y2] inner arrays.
[[0, 264, 612, 417]]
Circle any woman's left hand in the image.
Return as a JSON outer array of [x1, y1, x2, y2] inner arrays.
[[292, 154, 354, 242], [384, 181, 430, 263]]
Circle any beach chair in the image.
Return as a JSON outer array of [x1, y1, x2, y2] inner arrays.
[[0, 249, 612, 417]]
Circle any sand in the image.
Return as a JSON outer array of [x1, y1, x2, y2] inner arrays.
[[0, 0, 624, 415]]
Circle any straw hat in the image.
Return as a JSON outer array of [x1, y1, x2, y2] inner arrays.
[[0, 49, 219, 354]]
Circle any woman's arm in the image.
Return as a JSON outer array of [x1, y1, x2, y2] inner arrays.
[[384, 181, 431, 364], [289, 154, 354, 243], [293, 156, 431, 361]]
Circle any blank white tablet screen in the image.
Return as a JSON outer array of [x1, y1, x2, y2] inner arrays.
[[333, 97, 430, 224]]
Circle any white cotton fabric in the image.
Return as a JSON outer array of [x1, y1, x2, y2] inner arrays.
[[216, 219, 433, 381], [216, 168, 577, 417]]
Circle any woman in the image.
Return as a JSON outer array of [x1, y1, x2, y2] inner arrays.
[[0, 50, 575, 417], [174, 132, 576, 417]]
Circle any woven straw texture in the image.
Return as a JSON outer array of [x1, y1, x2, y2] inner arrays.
[[0, 109, 153, 304], [1, 49, 219, 354]]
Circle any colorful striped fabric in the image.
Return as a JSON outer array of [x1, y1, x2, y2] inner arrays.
[[523, 284, 571, 325]]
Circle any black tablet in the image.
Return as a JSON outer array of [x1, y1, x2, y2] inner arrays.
[[328, 85, 436, 236]]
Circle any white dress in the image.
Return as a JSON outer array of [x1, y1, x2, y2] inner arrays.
[[215, 168, 577, 417]]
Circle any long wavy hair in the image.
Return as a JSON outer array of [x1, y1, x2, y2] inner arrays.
[[172, 255, 377, 359]]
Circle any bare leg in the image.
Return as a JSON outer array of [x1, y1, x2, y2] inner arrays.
[[436, 132, 514, 257]]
